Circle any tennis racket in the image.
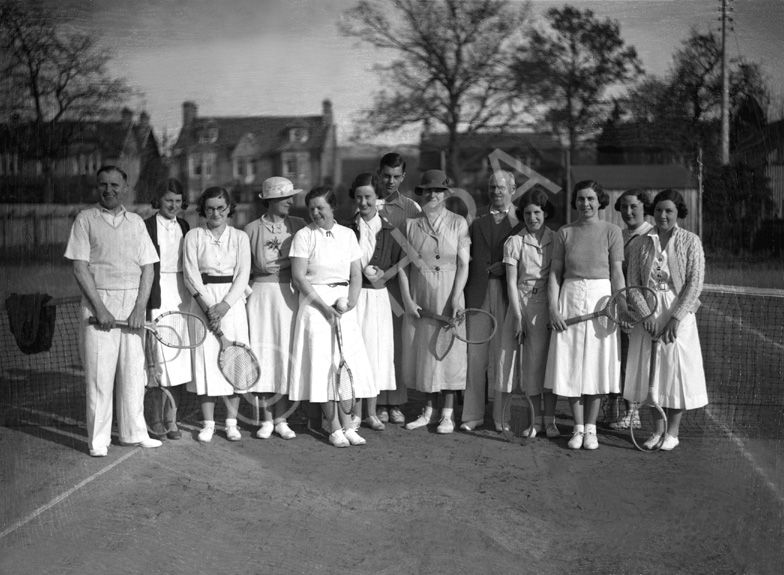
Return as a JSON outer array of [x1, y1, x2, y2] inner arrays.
[[334, 318, 356, 415], [419, 307, 497, 360], [502, 340, 535, 444], [143, 332, 176, 435], [194, 293, 261, 391], [630, 338, 668, 452], [88, 310, 207, 349], [561, 286, 658, 328]]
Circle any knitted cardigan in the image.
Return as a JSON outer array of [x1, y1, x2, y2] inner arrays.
[[626, 225, 705, 321]]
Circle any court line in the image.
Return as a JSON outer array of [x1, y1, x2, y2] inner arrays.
[[705, 409, 784, 507], [0, 448, 140, 542]]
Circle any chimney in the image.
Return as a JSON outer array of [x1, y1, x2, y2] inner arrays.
[[183, 101, 197, 128], [139, 111, 150, 133], [322, 98, 333, 125], [121, 107, 133, 127]]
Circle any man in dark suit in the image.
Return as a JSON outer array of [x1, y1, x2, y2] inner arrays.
[[460, 170, 519, 431]]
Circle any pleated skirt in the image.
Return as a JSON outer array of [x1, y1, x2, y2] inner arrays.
[[623, 288, 708, 410], [288, 284, 376, 402], [246, 281, 298, 394], [355, 287, 396, 392], [544, 278, 620, 397], [150, 272, 192, 387], [187, 283, 250, 397]]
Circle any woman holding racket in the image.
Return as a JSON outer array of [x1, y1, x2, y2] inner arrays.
[[545, 180, 625, 450], [289, 186, 376, 448], [497, 189, 559, 438], [245, 177, 306, 441], [183, 187, 252, 443], [607, 189, 654, 431], [344, 173, 403, 431], [143, 178, 192, 440], [398, 170, 470, 434], [623, 189, 707, 451]]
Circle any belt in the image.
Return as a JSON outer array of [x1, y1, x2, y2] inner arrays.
[[250, 270, 291, 284], [202, 274, 233, 284], [327, 281, 349, 288], [653, 281, 672, 292]]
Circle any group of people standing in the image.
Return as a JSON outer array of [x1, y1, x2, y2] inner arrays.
[[67, 152, 708, 457]]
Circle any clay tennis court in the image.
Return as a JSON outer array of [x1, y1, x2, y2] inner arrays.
[[1, 265, 783, 574]]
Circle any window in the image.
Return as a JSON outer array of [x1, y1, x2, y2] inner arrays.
[[203, 154, 214, 179], [289, 128, 309, 143], [199, 127, 218, 144], [233, 157, 244, 179], [284, 157, 297, 178], [189, 155, 202, 177], [190, 154, 214, 179]]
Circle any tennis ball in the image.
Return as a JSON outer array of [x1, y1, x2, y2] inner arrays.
[[364, 265, 378, 277], [335, 297, 348, 312]]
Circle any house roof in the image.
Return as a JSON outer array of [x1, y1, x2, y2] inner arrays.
[[570, 165, 696, 190], [0, 119, 156, 157], [173, 114, 329, 156]]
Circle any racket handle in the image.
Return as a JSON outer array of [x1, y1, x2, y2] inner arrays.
[[419, 309, 451, 323], [193, 292, 226, 337], [88, 317, 134, 328], [563, 311, 602, 326]]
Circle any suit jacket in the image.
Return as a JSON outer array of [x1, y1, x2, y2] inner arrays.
[[144, 213, 190, 313], [464, 207, 518, 309]]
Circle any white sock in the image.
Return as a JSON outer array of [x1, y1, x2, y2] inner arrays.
[[225, 418, 237, 428], [574, 424, 585, 434], [543, 416, 555, 426], [441, 407, 453, 420], [585, 423, 597, 435], [422, 406, 433, 419], [202, 420, 215, 429]]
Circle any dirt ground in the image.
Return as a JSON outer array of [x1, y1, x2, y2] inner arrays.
[[1, 395, 783, 575]]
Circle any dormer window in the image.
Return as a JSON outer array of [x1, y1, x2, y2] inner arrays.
[[199, 127, 218, 144], [289, 128, 308, 143]]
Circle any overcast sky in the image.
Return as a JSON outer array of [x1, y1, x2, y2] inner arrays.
[[54, 0, 784, 145]]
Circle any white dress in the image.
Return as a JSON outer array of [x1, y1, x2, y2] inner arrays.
[[151, 214, 192, 387], [288, 223, 376, 403], [623, 234, 708, 409], [354, 213, 396, 392], [183, 225, 251, 397], [245, 215, 306, 394]]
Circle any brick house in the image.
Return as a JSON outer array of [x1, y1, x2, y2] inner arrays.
[[170, 100, 338, 205]]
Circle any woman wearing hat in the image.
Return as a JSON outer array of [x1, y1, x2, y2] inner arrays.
[[398, 169, 470, 434], [244, 177, 306, 440], [183, 186, 251, 442], [289, 186, 376, 448], [143, 178, 192, 440]]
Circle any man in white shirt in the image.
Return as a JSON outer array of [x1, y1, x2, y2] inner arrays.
[[64, 165, 162, 456]]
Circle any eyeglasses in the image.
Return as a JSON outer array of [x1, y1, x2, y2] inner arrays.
[[205, 206, 228, 215]]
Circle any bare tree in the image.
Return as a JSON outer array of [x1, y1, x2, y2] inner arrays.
[[510, 5, 643, 157], [340, 0, 530, 184], [0, 0, 135, 202]]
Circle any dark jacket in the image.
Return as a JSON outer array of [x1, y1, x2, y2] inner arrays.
[[144, 214, 190, 313], [344, 215, 403, 289], [464, 208, 518, 309]]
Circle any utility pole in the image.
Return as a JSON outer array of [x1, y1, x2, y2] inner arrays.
[[720, 0, 731, 165]]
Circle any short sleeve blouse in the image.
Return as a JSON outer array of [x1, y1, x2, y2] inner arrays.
[[289, 223, 362, 285]]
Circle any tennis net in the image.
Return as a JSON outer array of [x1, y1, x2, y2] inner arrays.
[[1, 285, 783, 438]]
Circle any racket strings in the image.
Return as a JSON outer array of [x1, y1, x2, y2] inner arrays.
[[457, 310, 496, 344], [337, 363, 355, 414], [219, 345, 261, 390], [609, 288, 658, 324], [156, 313, 207, 348]]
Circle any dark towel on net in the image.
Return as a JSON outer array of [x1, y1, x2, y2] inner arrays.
[[4, 293, 56, 354]]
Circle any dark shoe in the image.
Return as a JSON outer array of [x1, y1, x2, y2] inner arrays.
[[167, 429, 182, 440], [149, 422, 166, 441]]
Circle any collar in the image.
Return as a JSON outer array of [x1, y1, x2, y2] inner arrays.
[[156, 212, 179, 230], [522, 226, 552, 247], [313, 224, 337, 239], [97, 204, 127, 218]]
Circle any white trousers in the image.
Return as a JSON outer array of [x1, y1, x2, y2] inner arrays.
[[462, 280, 505, 424], [80, 289, 150, 451]]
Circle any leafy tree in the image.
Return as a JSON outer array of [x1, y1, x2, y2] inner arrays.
[[0, 0, 135, 202], [510, 5, 643, 156], [340, 0, 530, 184]]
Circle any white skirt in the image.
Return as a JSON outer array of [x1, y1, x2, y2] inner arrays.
[[150, 272, 192, 387], [496, 290, 551, 395], [355, 288, 396, 392], [544, 278, 620, 397], [187, 283, 250, 397], [246, 281, 298, 394], [289, 284, 377, 403], [623, 288, 708, 410]]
